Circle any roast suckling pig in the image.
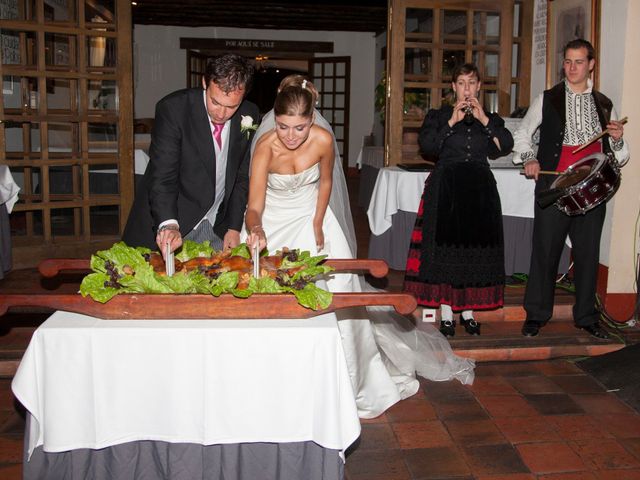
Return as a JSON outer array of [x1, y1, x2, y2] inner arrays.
[[147, 248, 307, 289]]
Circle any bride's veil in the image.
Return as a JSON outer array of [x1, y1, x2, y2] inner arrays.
[[250, 109, 358, 257]]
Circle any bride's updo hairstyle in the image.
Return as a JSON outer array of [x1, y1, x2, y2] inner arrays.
[[273, 75, 319, 119]]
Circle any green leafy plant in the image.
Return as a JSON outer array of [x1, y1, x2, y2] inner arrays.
[[375, 72, 428, 121]]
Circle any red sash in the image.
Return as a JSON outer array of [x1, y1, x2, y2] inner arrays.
[[556, 141, 602, 172]]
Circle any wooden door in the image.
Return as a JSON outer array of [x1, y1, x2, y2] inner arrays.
[[186, 50, 208, 87], [1, 0, 133, 268], [309, 56, 351, 171], [385, 0, 531, 165]]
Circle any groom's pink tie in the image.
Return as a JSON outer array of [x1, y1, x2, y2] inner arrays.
[[212, 123, 223, 148]]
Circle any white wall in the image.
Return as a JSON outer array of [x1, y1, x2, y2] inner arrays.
[[133, 25, 377, 167], [597, 0, 628, 268], [529, 0, 548, 101], [605, 0, 640, 292]]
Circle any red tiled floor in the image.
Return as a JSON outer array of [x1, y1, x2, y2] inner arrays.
[[466, 376, 519, 396], [516, 441, 586, 474], [475, 475, 535, 480], [550, 415, 614, 441], [550, 374, 608, 394], [523, 393, 585, 415], [507, 375, 565, 395], [403, 446, 471, 479], [385, 398, 437, 423], [346, 448, 411, 480], [495, 416, 562, 444], [599, 414, 640, 439], [444, 418, 506, 446], [596, 470, 640, 479], [356, 423, 400, 451], [462, 443, 530, 476], [534, 360, 585, 376], [571, 393, 636, 415], [476, 394, 540, 418], [359, 413, 389, 424], [391, 420, 454, 450], [538, 473, 598, 480], [621, 437, 640, 460], [570, 438, 640, 470], [432, 397, 490, 421]]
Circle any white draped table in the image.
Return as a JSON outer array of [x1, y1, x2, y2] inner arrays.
[[0, 165, 19, 279], [12, 311, 361, 479], [366, 167, 568, 274]]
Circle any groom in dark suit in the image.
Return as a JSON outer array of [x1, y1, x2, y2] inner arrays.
[[123, 54, 259, 255]]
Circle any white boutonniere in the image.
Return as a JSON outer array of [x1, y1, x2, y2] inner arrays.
[[240, 115, 258, 139]]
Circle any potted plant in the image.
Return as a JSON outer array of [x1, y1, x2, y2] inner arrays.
[[375, 73, 428, 122]]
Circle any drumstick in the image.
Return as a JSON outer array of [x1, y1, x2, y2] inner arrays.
[[572, 116, 628, 154], [519, 170, 562, 176]]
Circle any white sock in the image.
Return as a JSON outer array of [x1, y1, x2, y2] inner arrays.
[[422, 308, 437, 323], [440, 304, 453, 321], [462, 310, 474, 320]]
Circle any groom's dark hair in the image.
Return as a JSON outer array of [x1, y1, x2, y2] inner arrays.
[[204, 54, 254, 95]]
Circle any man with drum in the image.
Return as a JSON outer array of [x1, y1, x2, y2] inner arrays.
[[513, 38, 629, 339]]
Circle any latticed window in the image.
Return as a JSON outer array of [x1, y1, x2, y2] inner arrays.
[[1, 0, 133, 267], [385, 0, 533, 165]]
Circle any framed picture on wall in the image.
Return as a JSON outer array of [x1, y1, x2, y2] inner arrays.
[[546, 0, 600, 88]]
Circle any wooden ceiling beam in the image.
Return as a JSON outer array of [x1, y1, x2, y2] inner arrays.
[[131, 1, 387, 32]]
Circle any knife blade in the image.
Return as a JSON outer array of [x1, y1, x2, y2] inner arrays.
[[252, 242, 260, 279], [165, 242, 174, 277]]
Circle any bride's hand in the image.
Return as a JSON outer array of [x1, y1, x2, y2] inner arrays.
[[314, 225, 325, 252], [247, 225, 267, 252]]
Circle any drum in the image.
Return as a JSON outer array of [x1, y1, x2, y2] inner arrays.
[[550, 152, 621, 216]]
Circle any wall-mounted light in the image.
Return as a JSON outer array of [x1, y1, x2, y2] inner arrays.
[[255, 54, 269, 72]]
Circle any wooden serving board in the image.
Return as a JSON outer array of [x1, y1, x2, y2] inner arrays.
[[0, 292, 417, 319], [0, 257, 416, 320], [38, 258, 390, 278]]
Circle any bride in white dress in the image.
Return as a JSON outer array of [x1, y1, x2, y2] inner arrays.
[[245, 75, 475, 418]]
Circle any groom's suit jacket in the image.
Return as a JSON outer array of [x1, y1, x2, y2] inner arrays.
[[123, 87, 259, 249]]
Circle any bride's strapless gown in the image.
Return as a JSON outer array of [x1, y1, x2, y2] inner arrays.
[[251, 164, 475, 418]]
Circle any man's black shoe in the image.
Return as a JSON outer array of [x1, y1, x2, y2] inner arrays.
[[578, 323, 610, 339], [521, 322, 540, 337]]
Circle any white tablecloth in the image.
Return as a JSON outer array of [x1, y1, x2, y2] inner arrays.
[[356, 146, 384, 169], [0, 164, 20, 212], [367, 166, 535, 235], [12, 311, 361, 459]]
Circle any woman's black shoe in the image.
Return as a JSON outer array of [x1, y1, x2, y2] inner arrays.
[[440, 320, 455, 337], [460, 316, 481, 335]]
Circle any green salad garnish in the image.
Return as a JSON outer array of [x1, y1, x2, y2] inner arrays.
[[79, 241, 334, 310]]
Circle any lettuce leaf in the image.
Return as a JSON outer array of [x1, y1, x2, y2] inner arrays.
[[79, 272, 120, 303], [175, 240, 213, 262], [291, 283, 333, 310], [80, 241, 333, 310]]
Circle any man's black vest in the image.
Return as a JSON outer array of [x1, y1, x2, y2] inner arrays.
[[537, 81, 614, 171]]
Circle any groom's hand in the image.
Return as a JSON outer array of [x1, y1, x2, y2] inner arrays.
[[156, 224, 182, 259], [223, 229, 241, 251]]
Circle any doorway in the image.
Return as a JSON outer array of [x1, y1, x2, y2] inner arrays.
[[185, 50, 351, 168]]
